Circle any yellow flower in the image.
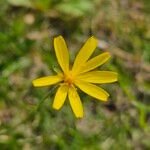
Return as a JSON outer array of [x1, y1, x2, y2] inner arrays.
[[32, 36, 118, 118]]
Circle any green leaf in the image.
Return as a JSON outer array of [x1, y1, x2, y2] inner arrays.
[[2, 57, 31, 77], [56, 0, 93, 17]]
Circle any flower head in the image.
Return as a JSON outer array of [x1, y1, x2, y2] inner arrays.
[[32, 36, 118, 118]]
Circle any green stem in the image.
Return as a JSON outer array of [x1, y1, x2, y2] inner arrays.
[[36, 91, 51, 111]]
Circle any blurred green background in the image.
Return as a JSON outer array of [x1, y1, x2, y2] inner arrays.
[[0, 0, 150, 149]]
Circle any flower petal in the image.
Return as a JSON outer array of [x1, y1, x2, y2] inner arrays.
[[74, 80, 109, 101], [72, 36, 98, 75], [52, 84, 68, 110], [77, 71, 118, 84], [68, 86, 83, 118], [54, 35, 69, 73], [32, 75, 62, 87], [80, 52, 111, 74]]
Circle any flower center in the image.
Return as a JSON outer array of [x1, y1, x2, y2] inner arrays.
[[64, 71, 74, 86]]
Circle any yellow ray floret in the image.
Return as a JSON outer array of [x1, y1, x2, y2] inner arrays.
[[68, 86, 83, 118], [72, 36, 98, 75], [74, 80, 109, 101], [79, 52, 111, 74], [76, 71, 118, 84], [54, 36, 69, 73], [32, 75, 62, 87], [32, 35, 118, 118], [52, 84, 68, 110]]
